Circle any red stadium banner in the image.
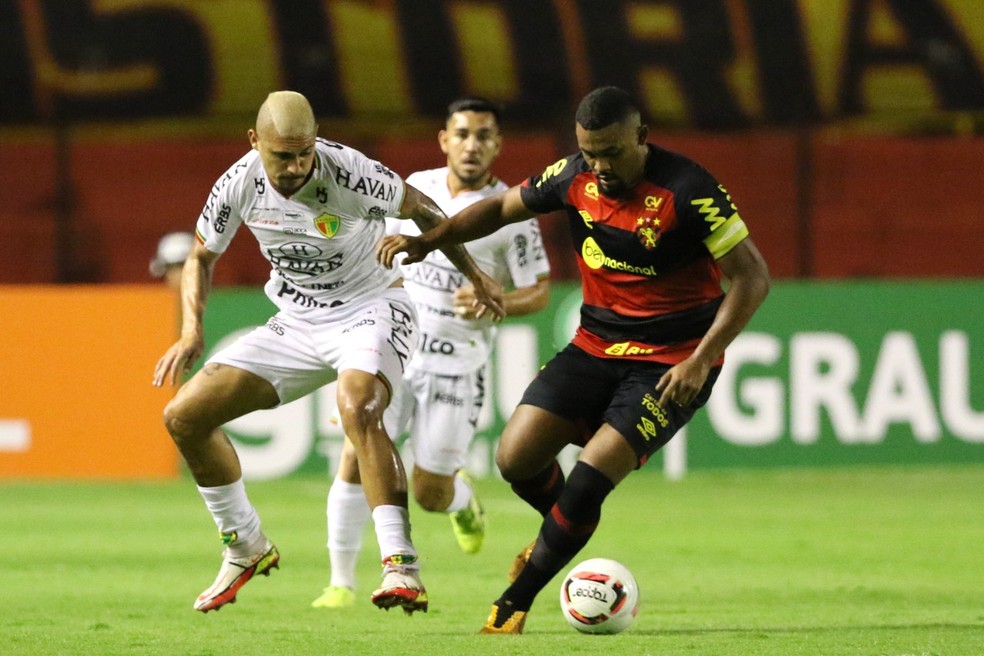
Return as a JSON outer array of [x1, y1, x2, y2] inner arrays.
[[4, 0, 984, 127]]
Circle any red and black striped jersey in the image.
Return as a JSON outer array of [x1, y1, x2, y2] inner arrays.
[[520, 144, 749, 364]]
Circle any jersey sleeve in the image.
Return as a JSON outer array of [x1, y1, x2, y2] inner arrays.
[[676, 166, 749, 260], [518, 155, 580, 214], [501, 218, 551, 289], [194, 165, 248, 254]]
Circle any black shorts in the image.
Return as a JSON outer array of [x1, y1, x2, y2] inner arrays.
[[519, 344, 721, 466]]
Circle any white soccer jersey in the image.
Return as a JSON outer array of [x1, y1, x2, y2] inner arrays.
[[400, 167, 550, 373], [196, 138, 406, 320]]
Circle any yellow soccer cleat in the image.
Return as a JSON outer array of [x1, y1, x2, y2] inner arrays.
[[311, 585, 356, 609], [507, 539, 535, 583], [478, 601, 527, 634], [449, 470, 486, 554]]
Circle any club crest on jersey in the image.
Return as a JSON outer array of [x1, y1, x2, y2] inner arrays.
[[635, 215, 662, 250], [314, 213, 341, 238]]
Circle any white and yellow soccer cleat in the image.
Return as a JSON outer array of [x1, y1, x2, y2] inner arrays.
[[370, 554, 428, 615], [193, 538, 280, 612]]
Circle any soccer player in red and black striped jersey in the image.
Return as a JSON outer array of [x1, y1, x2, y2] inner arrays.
[[377, 86, 771, 634]]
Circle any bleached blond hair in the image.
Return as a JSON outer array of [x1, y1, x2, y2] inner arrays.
[[256, 91, 317, 138]]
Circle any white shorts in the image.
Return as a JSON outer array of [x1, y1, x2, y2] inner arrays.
[[383, 364, 486, 476], [208, 288, 418, 405]]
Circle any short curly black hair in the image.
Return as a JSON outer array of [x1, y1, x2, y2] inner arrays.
[[575, 86, 639, 130]]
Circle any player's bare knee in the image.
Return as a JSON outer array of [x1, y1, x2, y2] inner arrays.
[[162, 397, 207, 447], [337, 402, 377, 439], [495, 450, 525, 483], [498, 446, 555, 484], [412, 488, 447, 512], [337, 370, 389, 436], [338, 389, 388, 441], [412, 481, 451, 512]]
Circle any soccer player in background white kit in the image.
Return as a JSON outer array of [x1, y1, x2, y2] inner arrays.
[[152, 91, 503, 616], [312, 98, 551, 609]]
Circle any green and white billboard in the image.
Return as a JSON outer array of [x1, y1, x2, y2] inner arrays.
[[202, 281, 984, 479]]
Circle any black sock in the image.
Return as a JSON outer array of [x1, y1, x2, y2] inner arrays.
[[500, 461, 614, 611], [510, 459, 565, 516]]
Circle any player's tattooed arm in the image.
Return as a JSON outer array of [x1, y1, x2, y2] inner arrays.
[[390, 183, 505, 320], [403, 186, 445, 233], [401, 184, 477, 272]]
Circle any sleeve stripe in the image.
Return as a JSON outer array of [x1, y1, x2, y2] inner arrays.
[[703, 214, 749, 259]]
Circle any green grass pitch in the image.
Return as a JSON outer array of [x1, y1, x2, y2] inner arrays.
[[2, 464, 981, 655]]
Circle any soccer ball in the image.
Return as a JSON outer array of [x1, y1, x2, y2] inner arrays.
[[559, 558, 640, 634]]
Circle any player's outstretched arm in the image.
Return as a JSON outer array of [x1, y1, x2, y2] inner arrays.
[[152, 241, 221, 387], [377, 185, 533, 267], [389, 184, 506, 320]]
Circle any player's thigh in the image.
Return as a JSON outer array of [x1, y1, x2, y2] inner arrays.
[[497, 345, 617, 479], [169, 363, 279, 429], [406, 370, 482, 477], [497, 404, 580, 481]]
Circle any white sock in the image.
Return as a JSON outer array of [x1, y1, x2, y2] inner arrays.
[[197, 479, 264, 557], [327, 479, 371, 589], [445, 473, 472, 513], [372, 505, 417, 566]]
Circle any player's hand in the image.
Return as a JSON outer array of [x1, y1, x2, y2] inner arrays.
[[152, 334, 204, 387], [377, 234, 431, 267], [467, 271, 505, 322], [655, 355, 711, 409], [452, 286, 483, 320]]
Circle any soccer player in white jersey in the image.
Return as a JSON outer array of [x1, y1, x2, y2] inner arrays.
[[312, 98, 551, 610], [152, 91, 503, 616]]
